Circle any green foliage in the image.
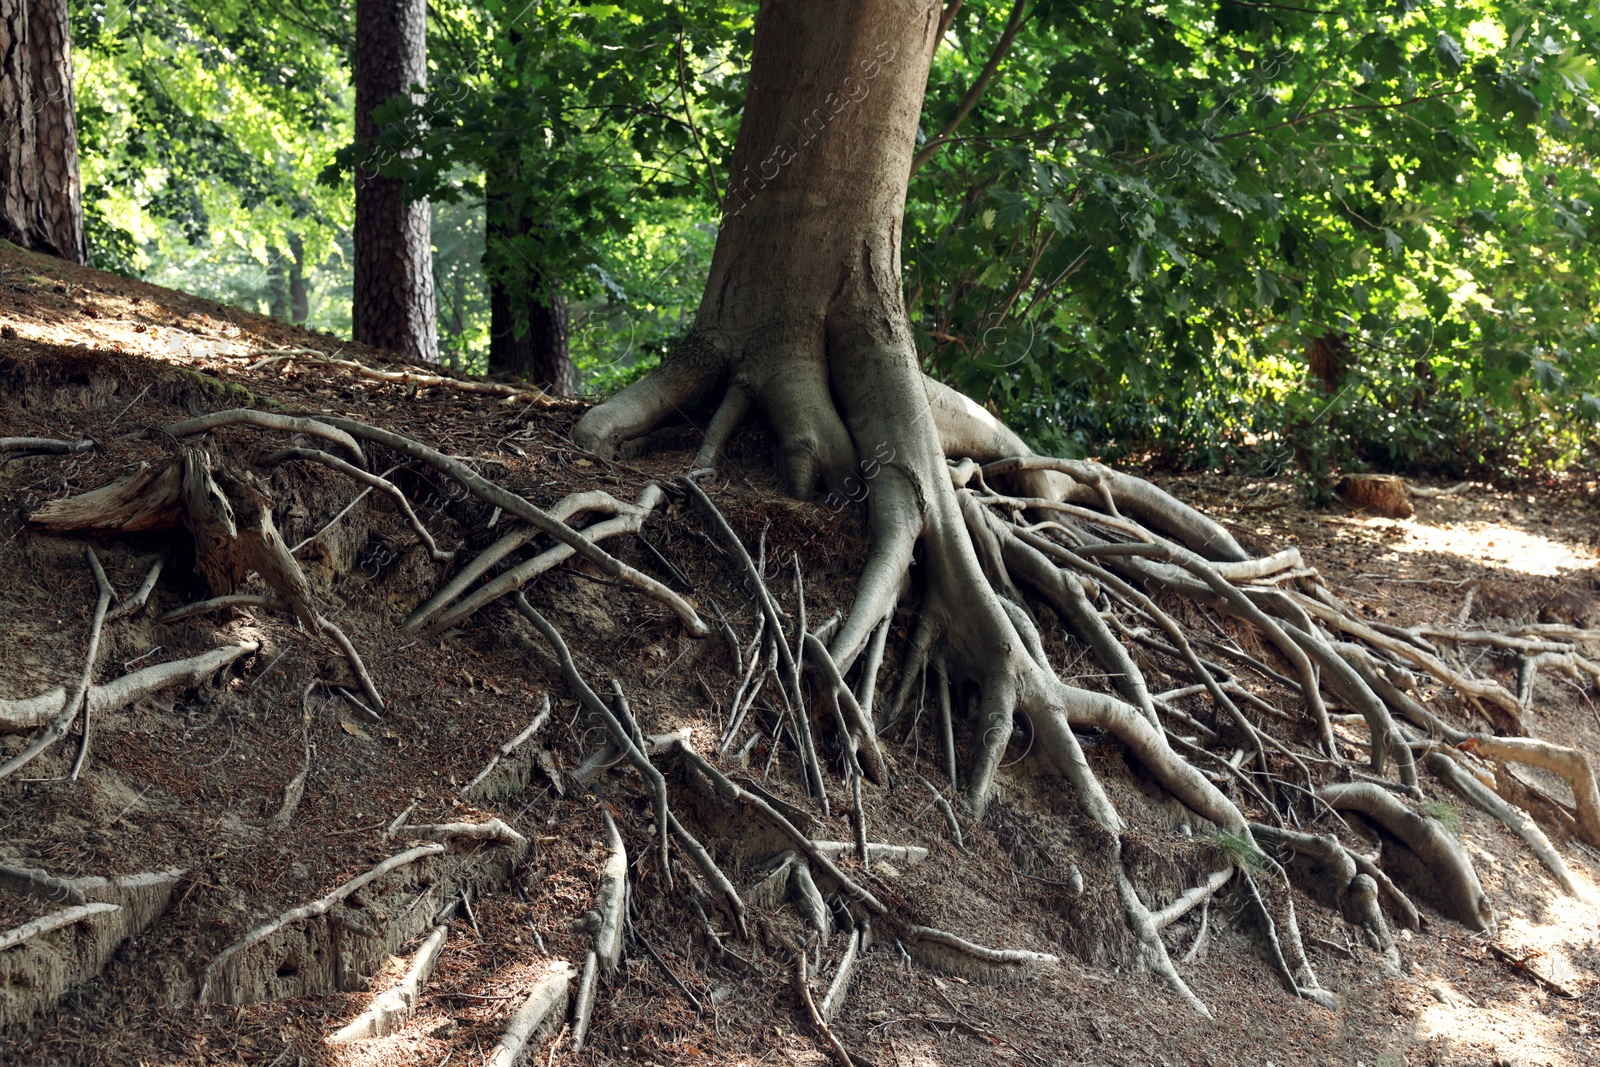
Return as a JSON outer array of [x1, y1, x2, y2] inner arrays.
[[906, 0, 1600, 480], [1419, 798, 1464, 835], [68, 0, 1600, 475]]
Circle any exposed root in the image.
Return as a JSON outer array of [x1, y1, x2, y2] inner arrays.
[[258, 446, 455, 561], [105, 558, 163, 622], [1150, 868, 1233, 930], [1461, 734, 1600, 847], [570, 950, 601, 1051], [593, 810, 627, 975], [898, 922, 1059, 978], [0, 436, 95, 460], [196, 826, 523, 1005], [314, 418, 705, 635], [820, 924, 863, 1023], [795, 947, 856, 1067], [326, 923, 450, 1043], [486, 960, 573, 1067], [461, 694, 553, 801], [0, 902, 120, 954], [164, 408, 367, 466], [1318, 782, 1493, 931], [1251, 825, 1401, 974], [407, 487, 660, 634], [250, 347, 554, 402], [1, 643, 259, 735], [0, 869, 183, 1027], [1424, 750, 1583, 899], [0, 548, 114, 781]]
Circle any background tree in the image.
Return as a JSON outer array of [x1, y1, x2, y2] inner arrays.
[[352, 0, 437, 361], [0, 0, 85, 262]]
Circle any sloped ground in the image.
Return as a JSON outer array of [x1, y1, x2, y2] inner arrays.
[[0, 239, 1597, 1066]]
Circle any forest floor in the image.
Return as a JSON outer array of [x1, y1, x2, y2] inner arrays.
[[0, 238, 1597, 1067]]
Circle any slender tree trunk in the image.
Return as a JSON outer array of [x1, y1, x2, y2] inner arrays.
[[0, 0, 85, 264], [288, 234, 309, 324], [268, 253, 289, 320], [352, 0, 437, 362], [486, 193, 574, 396]]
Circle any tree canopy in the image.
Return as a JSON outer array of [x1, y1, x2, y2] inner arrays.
[[74, 0, 1600, 482]]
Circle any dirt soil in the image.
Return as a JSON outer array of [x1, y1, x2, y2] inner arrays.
[[0, 239, 1598, 1067]]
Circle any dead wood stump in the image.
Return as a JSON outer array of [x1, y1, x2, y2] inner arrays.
[[1336, 474, 1413, 519]]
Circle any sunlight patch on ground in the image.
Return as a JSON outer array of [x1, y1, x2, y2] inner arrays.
[[1339, 515, 1596, 577], [1413, 992, 1580, 1067]]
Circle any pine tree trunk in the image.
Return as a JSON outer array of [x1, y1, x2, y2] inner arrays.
[[352, 0, 437, 362], [0, 0, 85, 264]]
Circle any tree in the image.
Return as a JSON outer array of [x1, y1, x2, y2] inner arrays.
[[575, 0, 1511, 1009], [353, 0, 437, 362], [486, 175, 574, 395], [0, 0, 85, 263]]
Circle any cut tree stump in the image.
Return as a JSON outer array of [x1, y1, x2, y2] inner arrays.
[[1336, 474, 1414, 519]]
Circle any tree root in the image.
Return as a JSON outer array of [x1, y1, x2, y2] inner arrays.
[[796, 947, 856, 1067], [164, 409, 367, 466], [197, 823, 524, 1005], [1317, 782, 1493, 931], [250, 347, 554, 402], [1460, 734, 1600, 847], [0, 902, 121, 954], [820, 924, 863, 1023], [486, 960, 573, 1067], [0, 436, 96, 460], [461, 694, 553, 801], [0, 643, 259, 735], [405, 487, 655, 632], [1423, 750, 1583, 899], [1251, 825, 1401, 974], [326, 922, 450, 1043], [0, 548, 114, 781], [312, 418, 705, 635], [258, 447, 455, 561], [0, 868, 183, 1027]]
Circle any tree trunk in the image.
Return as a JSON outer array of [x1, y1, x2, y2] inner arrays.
[[0, 0, 85, 264], [288, 234, 309, 325], [486, 192, 574, 396], [489, 276, 573, 396], [352, 0, 437, 362]]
